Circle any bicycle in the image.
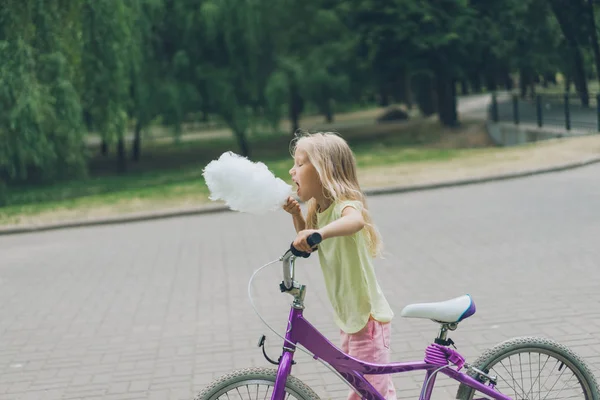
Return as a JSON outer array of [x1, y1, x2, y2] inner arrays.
[[198, 234, 599, 400]]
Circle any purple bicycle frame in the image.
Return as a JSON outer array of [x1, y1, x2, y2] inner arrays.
[[270, 306, 511, 400]]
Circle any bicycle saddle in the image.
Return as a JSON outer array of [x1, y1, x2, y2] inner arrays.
[[400, 294, 476, 324]]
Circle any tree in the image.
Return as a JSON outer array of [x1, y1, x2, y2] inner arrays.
[[344, 0, 476, 127], [128, 0, 164, 162], [585, 0, 600, 87], [549, 0, 590, 106], [196, 0, 278, 156], [0, 0, 87, 185], [290, 8, 353, 124], [81, 0, 134, 172]]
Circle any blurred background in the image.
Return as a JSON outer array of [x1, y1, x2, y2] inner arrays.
[[1, 0, 599, 225]]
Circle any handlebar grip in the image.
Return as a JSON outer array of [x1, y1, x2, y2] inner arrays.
[[290, 246, 311, 258], [290, 232, 323, 258], [306, 232, 322, 247]]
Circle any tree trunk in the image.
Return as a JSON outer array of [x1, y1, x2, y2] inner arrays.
[[101, 140, 108, 156], [288, 83, 302, 134], [571, 48, 589, 106], [434, 64, 458, 127], [0, 178, 7, 207], [234, 130, 251, 158], [132, 120, 142, 161], [565, 75, 572, 92], [519, 67, 532, 99], [470, 74, 482, 93], [323, 100, 334, 123], [586, 0, 600, 84], [378, 83, 390, 107], [460, 80, 469, 95], [395, 69, 412, 107], [485, 69, 498, 92], [117, 137, 126, 173], [502, 67, 513, 90], [550, 1, 590, 106], [412, 73, 436, 117], [404, 72, 413, 109]]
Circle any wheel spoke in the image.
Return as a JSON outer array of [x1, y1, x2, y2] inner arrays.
[[479, 345, 593, 400], [493, 364, 526, 398], [541, 363, 567, 400], [508, 356, 519, 399], [539, 357, 560, 396], [497, 359, 527, 397], [524, 353, 551, 399], [529, 352, 533, 400], [551, 374, 582, 400], [519, 353, 524, 398]]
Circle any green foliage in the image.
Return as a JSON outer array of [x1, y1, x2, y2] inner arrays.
[[80, 0, 132, 144], [0, 1, 86, 184], [1, 0, 599, 187], [264, 71, 289, 131]]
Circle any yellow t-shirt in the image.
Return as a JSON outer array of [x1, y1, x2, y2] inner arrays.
[[316, 200, 394, 334]]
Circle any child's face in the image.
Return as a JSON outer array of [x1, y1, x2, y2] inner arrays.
[[290, 144, 321, 202]]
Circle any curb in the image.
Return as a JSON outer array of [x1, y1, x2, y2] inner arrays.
[[2, 155, 600, 236], [363, 155, 600, 195], [0, 204, 231, 236]]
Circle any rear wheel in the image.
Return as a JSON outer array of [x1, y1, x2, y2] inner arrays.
[[196, 367, 320, 400], [456, 336, 599, 399]]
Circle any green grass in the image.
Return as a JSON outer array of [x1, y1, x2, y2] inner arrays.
[[1, 179, 213, 224], [1, 119, 491, 225], [518, 79, 600, 105]]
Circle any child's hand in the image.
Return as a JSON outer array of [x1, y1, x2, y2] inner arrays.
[[293, 229, 320, 253], [282, 196, 302, 216]]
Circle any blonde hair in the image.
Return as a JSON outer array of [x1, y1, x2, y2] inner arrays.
[[290, 131, 383, 257]]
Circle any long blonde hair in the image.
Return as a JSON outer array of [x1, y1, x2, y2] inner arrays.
[[290, 131, 383, 257]]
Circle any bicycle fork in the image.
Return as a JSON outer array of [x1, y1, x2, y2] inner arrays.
[[271, 307, 299, 400]]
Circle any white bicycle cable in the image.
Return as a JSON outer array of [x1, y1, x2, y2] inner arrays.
[[247, 258, 362, 397]]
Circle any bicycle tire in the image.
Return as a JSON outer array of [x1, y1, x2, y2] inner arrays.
[[455, 336, 600, 400], [196, 367, 321, 400]]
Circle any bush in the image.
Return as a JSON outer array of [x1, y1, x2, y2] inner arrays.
[[376, 106, 410, 123]]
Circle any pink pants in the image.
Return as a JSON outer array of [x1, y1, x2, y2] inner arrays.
[[340, 318, 397, 400]]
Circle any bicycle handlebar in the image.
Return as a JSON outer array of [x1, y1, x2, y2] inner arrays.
[[281, 232, 322, 291], [289, 232, 322, 258]]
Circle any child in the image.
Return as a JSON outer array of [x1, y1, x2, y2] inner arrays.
[[282, 131, 397, 400]]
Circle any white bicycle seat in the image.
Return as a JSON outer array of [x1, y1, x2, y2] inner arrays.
[[400, 294, 476, 323]]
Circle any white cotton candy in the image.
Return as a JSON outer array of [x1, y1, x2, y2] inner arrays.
[[202, 152, 293, 215]]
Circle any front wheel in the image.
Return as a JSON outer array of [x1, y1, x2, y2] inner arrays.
[[456, 336, 600, 399], [196, 367, 320, 400]]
